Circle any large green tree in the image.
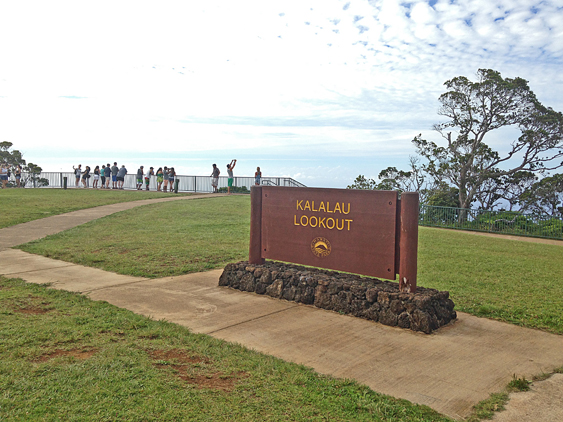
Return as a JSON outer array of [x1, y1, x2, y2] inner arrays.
[[0, 141, 25, 166], [519, 173, 563, 217], [347, 157, 438, 203], [0, 142, 48, 187], [414, 69, 563, 209]]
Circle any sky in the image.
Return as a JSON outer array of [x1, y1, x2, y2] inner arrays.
[[1, 0, 562, 188]]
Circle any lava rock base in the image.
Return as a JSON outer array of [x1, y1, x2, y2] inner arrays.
[[219, 261, 456, 334]]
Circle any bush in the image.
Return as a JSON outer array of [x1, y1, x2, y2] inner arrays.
[[217, 186, 250, 194]]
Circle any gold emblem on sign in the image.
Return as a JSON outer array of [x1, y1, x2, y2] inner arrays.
[[311, 237, 331, 258]]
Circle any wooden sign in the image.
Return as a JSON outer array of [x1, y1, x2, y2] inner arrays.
[[249, 186, 419, 292]]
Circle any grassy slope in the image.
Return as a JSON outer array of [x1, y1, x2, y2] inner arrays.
[[5, 190, 563, 420], [0, 277, 450, 422], [18, 195, 563, 334], [0, 188, 190, 229], [418, 227, 563, 334], [18, 196, 250, 277]]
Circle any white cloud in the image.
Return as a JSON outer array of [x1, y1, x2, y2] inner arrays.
[[0, 0, 562, 188]]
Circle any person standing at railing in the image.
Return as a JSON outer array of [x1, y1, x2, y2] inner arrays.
[[111, 162, 119, 189], [163, 167, 169, 192], [168, 167, 175, 193], [117, 165, 127, 190], [14, 164, 22, 188], [104, 164, 111, 189], [156, 167, 163, 191], [226, 159, 236, 194], [255, 167, 261, 186], [145, 167, 154, 191], [81, 166, 90, 188], [73, 164, 82, 187], [100, 165, 106, 188], [93, 166, 100, 189], [210, 163, 220, 193], [136, 166, 144, 190], [0, 164, 8, 189]]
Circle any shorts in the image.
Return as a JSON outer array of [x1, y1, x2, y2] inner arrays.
[[117, 176, 124, 182], [169, 178, 174, 183], [211, 177, 218, 187], [137, 177, 142, 183], [101, 176, 106, 183], [157, 176, 163, 183], [228, 178, 233, 187], [16, 175, 21, 180], [0, 175, 8, 181], [145, 177, 150, 185], [112, 175, 117, 182], [93, 174, 99, 180], [255, 177, 260, 185]]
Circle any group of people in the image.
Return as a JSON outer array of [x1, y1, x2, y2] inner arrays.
[[68, 161, 262, 193], [72, 163, 177, 192], [3, 160, 263, 192], [0, 163, 23, 189], [209, 160, 262, 194], [137, 166, 177, 192]]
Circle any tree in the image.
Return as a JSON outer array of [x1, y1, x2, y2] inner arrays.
[[0, 141, 25, 166], [0, 142, 48, 187], [425, 182, 459, 208], [472, 170, 538, 211], [497, 171, 537, 212], [519, 173, 563, 217], [413, 69, 563, 210], [347, 175, 377, 190], [347, 157, 436, 203]]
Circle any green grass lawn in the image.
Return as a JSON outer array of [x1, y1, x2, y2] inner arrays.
[[417, 227, 563, 334], [0, 276, 450, 422], [18, 196, 250, 277], [4, 190, 563, 420], [16, 194, 563, 334], [0, 188, 191, 229]]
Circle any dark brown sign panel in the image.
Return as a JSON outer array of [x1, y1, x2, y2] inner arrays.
[[249, 186, 419, 291]]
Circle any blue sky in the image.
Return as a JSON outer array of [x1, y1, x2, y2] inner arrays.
[[1, 0, 562, 188]]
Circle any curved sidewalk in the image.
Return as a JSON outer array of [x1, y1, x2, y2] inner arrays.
[[1, 196, 562, 421]]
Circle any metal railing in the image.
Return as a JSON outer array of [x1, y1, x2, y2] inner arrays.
[[419, 205, 563, 240], [10, 172, 306, 193]]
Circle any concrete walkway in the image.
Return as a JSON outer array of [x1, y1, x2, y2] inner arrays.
[[1, 195, 562, 421]]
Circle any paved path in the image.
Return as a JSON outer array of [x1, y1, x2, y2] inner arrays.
[[1, 195, 562, 421]]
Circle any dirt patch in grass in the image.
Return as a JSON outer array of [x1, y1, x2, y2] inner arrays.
[[34, 348, 98, 362], [148, 349, 248, 391], [186, 372, 249, 391], [11, 298, 52, 315], [13, 306, 50, 315], [148, 348, 210, 364]]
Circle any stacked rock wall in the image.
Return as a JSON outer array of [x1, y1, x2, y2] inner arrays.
[[219, 261, 456, 334]]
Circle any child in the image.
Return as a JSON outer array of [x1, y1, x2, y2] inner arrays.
[[255, 166, 261, 186]]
